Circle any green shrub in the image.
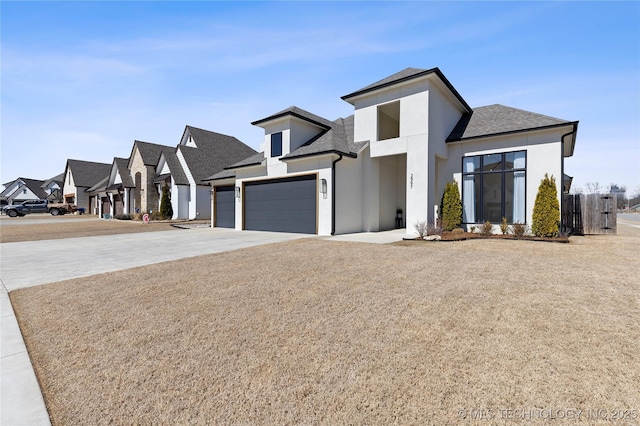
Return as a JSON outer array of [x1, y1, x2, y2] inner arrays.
[[480, 220, 493, 236], [532, 174, 560, 237], [440, 181, 462, 231], [159, 183, 173, 220]]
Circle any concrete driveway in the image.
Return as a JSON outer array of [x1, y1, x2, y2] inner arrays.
[[1, 227, 310, 426], [1, 227, 309, 291]]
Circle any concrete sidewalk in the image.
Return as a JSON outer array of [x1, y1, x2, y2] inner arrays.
[[0, 228, 309, 425]]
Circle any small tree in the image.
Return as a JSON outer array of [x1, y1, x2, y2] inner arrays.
[[532, 174, 560, 237], [159, 183, 173, 220], [440, 181, 462, 231]]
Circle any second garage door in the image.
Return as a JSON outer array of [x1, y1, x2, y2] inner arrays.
[[244, 175, 317, 234]]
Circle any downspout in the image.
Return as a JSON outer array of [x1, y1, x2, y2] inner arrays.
[[331, 154, 344, 235], [560, 127, 576, 233]]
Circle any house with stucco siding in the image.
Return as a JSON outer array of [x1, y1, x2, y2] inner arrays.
[[207, 67, 578, 236]]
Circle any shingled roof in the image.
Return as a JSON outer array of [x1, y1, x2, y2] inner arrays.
[[86, 175, 109, 194], [446, 104, 577, 142], [158, 150, 189, 186], [281, 115, 366, 161], [114, 157, 135, 188], [41, 173, 64, 189], [341, 67, 472, 112], [0, 178, 47, 200], [251, 106, 335, 129], [129, 140, 174, 167], [219, 108, 367, 175], [179, 126, 257, 184], [66, 159, 112, 189]]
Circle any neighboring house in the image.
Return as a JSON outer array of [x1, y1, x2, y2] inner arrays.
[[127, 140, 175, 214], [207, 67, 578, 236], [87, 158, 135, 217], [0, 178, 47, 205], [158, 126, 256, 220], [62, 159, 112, 212], [155, 149, 190, 219], [41, 173, 64, 203]]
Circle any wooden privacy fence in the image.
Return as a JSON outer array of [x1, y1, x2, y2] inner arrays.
[[562, 193, 617, 235]]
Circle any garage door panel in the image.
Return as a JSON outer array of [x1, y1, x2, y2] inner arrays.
[[244, 175, 317, 234], [215, 186, 235, 228]]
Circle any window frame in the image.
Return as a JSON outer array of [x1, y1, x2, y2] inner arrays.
[[270, 132, 283, 157], [377, 100, 400, 141], [462, 150, 527, 224]]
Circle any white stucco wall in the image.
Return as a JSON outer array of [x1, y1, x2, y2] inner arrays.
[[334, 153, 366, 234], [449, 128, 566, 227]]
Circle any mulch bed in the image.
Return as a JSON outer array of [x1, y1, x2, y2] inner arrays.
[[405, 231, 570, 243]]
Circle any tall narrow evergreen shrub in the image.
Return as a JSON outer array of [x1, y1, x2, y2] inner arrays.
[[440, 181, 462, 231], [532, 174, 560, 237], [159, 183, 173, 220]]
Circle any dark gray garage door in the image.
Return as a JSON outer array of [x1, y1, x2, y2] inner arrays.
[[244, 175, 317, 234], [215, 186, 235, 228]]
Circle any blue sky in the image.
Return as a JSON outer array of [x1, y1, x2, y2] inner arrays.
[[2, 1, 639, 195]]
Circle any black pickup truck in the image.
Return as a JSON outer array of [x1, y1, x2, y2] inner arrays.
[[2, 200, 77, 217]]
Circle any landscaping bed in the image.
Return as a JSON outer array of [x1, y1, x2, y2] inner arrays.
[[403, 231, 570, 243]]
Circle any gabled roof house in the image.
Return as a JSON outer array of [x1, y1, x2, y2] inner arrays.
[[1, 178, 48, 205], [41, 173, 64, 203], [127, 140, 175, 214], [62, 159, 112, 211], [87, 157, 134, 217], [208, 67, 578, 235], [155, 126, 256, 220]]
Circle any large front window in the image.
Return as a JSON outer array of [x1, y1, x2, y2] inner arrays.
[[462, 151, 526, 223]]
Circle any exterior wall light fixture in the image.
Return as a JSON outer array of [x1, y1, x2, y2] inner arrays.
[[321, 179, 327, 199], [235, 186, 241, 199]]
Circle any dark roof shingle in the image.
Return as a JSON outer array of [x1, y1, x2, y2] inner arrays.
[[447, 104, 574, 142], [131, 140, 174, 166], [114, 158, 135, 188], [180, 126, 257, 184], [251, 106, 335, 129], [281, 115, 365, 161], [0, 178, 47, 199], [66, 159, 112, 189], [159, 150, 189, 186], [341, 67, 471, 112]]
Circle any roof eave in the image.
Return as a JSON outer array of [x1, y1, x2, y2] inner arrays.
[[445, 121, 579, 143], [251, 111, 332, 130], [341, 67, 472, 113], [224, 161, 266, 171], [280, 150, 357, 162]]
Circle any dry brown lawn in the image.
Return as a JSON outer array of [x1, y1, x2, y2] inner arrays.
[[0, 216, 181, 243], [11, 225, 640, 425]]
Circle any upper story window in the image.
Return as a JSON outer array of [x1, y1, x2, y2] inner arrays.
[[377, 101, 400, 141], [271, 132, 283, 157]]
